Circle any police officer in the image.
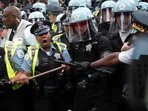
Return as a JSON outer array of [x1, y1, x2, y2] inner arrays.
[[19, 20, 72, 111], [91, 11, 148, 111], [4, 39, 35, 111], [68, 7, 114, 111], [106, 0, 137, 110], [98, 0, 116, 37], [46, 3, 63, 34], [52, 13, 70, 51], [0, 38, 34, 111], [2, 6, 32, 49]]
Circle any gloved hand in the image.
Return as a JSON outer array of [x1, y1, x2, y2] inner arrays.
[[77, 79, 89, 90], [75, 61, 91, 71], [0, 79, 11, 90]]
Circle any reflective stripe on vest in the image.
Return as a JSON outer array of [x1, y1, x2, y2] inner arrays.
[[28, 43, 66, 75], [52, 33, 67, 53], [53, 42, 67, 53], [52, 33, 64, 42], [52, 23, 58, 32], [4, 41, 23, 90], [93, 10, 100, 16], [28, 44, 40, 76]]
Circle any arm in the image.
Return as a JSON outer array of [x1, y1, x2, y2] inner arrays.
[[91, 52, 120, 68], [61, 49, 72, 71], [12, 53, 33, 84], [121, 42, 133, 52]]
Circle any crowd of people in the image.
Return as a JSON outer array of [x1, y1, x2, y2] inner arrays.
[[0, 0, 148, 111]]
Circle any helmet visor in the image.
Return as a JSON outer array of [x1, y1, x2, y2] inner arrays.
[[28, 18, 44, 24], [102, 8, 113, 23], [115, 12, 132, 32], [69, 21, 91, 42]]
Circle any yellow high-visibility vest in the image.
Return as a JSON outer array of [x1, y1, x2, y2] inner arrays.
[[28, 42, 66, 75], [28, 44, 40, 76], [93, 10, 100, 16], [4, 41, 23, 90], [52, 23, 58, 33]]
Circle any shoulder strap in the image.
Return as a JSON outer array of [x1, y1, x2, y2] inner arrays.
[[53, 42, 67, 54], [28, 44, 40, 75]]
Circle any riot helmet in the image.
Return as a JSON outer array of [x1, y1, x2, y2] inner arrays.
[[32, 2, 46, 14], [28, 11, 46, 24], [100, 0, 115, 23], [68, 0, 86, 15], [84, 0, 92, 9], [48, 0, 59, 5], [67, 0, 86, 26], [69, 7, 97, 43], [113, 0, 137, 32]]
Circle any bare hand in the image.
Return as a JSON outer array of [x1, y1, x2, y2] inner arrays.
[[11, 72, 29, 84], [121, 42, 133, 52]]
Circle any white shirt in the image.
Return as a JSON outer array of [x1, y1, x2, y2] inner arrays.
[[6, 19, 32, 49], [118, 48, 134, 64], [24, 25, 38, 46], [119, 30, 131, 43]]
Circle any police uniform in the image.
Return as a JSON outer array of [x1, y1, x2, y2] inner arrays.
[[118, 48, 134, 64], [125, 10, 148, 111], [46, 4, 63, 33], [0, 41, 34, 111], [6, 19, 32, 49], [69, 30, 114, 111], [109, 10, 148, 111], [21, 20, 72, 111]]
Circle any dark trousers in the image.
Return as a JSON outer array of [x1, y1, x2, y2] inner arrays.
[[33, 86, 74, 111], [0, 84, 34, 111], [72, 81, 111, 111]]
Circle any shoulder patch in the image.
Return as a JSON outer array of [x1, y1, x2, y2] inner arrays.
[[24, 53, 30, 60], [17, 50, 24, 58]]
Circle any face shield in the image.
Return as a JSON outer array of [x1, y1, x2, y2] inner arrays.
[[28, 18, 45, 24], [102, 8, 113, 23], [69, 21, 91, 43], [115, 12, 132, 32]]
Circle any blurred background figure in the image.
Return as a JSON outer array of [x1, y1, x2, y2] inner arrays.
[[0, 1, 5, 8], [0, 15, 8, 47], [46, 3, 63, 35]]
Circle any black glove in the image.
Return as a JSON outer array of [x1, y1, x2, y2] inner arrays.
[[75, 61, 91, 71], [0, 79, 11, 89], [77, 79, 89, 90]]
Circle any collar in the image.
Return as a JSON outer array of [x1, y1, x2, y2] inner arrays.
[[15, 19, 23, 33], [119, 30, 131, 43], [40, 43, 56, 56]]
